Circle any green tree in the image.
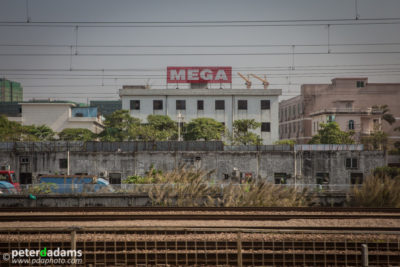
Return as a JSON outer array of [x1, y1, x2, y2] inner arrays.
[[146, 115, 177, 140], [99, 110, 140, 141], [0, 115, 33, 141], [23, 125, 55, 141], [372, 104, 396, 125], [231, 119, 262, 145], [361, 130, 388, 150], [184, 118, 225, 141], [59, 128, 95, 141], [309, 122, 354, 144], [274, 139, 296, 145], [127, 115, 177, 141]]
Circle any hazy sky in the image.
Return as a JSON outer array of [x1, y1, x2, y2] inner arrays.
[[1, 0, 400, 103]]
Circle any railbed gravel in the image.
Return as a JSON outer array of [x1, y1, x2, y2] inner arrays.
[[0, 232, 399, 243]]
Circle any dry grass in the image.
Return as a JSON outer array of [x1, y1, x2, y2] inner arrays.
[[219, 182, 312, 207], [147, 167, 312, 207], [148, 167, 217, 206], [348, 175, 400, 208]]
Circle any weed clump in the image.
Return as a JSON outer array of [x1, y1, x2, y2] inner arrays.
[[146, 167, 311, 207], [348, 175, 400, 208]]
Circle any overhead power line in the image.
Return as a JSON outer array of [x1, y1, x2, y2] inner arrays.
[[2, 63, 400, 73], [1, 42, 400, 48], [2, 51, 400, 57], [1, 17, 400, 28]]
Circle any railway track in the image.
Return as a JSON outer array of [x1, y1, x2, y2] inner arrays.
[[1, 206, 400, 222], [2, 213, 400, 222], [1, 206, 400, 213]]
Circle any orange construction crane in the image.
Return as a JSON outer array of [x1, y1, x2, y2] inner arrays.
[[237, 72, 252, 89], [250, 74, 269, 89]]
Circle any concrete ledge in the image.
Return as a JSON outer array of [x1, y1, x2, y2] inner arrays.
[[0, 193, 346, 207]]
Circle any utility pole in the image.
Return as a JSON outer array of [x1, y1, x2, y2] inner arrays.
[[177, 112, 184, 141]]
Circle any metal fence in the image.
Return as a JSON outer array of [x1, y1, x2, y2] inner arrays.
[[0, 142, 365, 152], [0, 141, 85, 152], [224, 145, 291, 151], [85, 141, 224, 152], [294, 144, 364, 151], [0, 227, 398, 266]]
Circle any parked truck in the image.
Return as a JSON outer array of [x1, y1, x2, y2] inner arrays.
[[39, 175, 112, 194], [0, 166, 20, 191]]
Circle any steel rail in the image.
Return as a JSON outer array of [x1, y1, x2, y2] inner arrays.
[[1, 206, 400, 213], [1, 213, 400, 222]]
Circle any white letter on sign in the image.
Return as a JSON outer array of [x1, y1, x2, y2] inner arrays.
[[170, 69, 186, 81], [200, 69, 212, 80], [188, 69, 199, 80], [215, 69, 228, 81]]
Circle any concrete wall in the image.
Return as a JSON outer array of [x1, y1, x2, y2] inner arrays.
[[0, 149, 385, 185]]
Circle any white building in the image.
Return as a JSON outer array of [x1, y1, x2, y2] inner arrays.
[[8, 103, 104, 134], [119, 87, 282, 144]]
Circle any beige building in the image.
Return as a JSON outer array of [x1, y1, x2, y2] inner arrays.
[[279, 78, 400, 144], [8, 103, 104, 134]]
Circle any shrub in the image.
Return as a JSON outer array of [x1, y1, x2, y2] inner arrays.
[[148, 167, 216, 206], [219, 181, 312, 207], [348, 175, 400, 208], [373, 166, 400, 179], [28, 183, 58, 194]]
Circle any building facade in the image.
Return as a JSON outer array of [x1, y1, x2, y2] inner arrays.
[[7, 103, 104, 134], [0, 78, 23, 102], [279, 78, 400, 144], [119, 87, 282, 144]]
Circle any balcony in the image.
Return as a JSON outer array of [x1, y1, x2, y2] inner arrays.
[[310, 108, 382, 116]]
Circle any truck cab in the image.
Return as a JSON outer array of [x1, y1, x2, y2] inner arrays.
[[0, 169, 20, 192]]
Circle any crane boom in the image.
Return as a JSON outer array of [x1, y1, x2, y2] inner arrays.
[[237, 72, 252, 89], [250, 74, 269, 89]]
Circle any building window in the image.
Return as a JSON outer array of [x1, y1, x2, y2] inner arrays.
[[130, 100, 140, 110], [351, 173, 363, 185], [197, 100, 204, 110], [316, 173, 330, 185], [261, 100, 270, 110], [20, 157, 30, 164], [238, 100, 247, 110], [274, 173, 287, 184], [153, 100, 163, 110], [59, 159, 68, 169], [215, 100, 225, 110], [327, 115, 335, 123], [293, 122, 296, 133], [346, 158, 358, 169], [176, 100, 186, 110], [261, 122, 270, 132], [356, 81, 365, 88], [292, 106, 296, 118], [348, 120, 355, 130], [109, 173, 122, 184]]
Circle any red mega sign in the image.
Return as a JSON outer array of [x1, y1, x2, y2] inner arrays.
[[167, 66, 232, 83]]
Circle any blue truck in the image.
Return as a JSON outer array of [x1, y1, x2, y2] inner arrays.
[[39, 175, 112, 194]]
